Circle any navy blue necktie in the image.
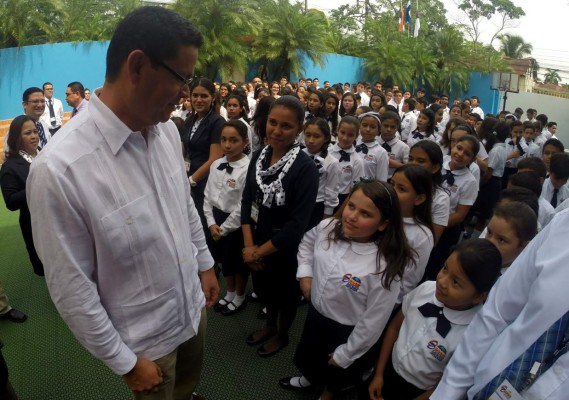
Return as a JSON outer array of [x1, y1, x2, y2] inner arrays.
[[339, 150, 350, 162], [551, 188, 559, 208], [381, 142, 392, 153], [356, 143, 368, 154], [217, 162, 233, 174], [36, 122, 47, 148], [413, 131, 424, 140], [418, 303, 451, 338], [444, 170, 455, 186]]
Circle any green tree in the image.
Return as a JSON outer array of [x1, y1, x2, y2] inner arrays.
[[543, 68, 561, 85], [251, 0, 331, 80], [456, 0, 525, 44], [427, 29, 471, 93], [0, 0, 56, 47], [172, 0, 259, 80], [497, 33, 532, 58]]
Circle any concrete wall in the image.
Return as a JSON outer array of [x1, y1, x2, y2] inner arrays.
[[0, 41, 109, 120], [502, 91, 569, 145]]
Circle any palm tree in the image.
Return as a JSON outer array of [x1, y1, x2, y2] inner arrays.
[[0, 0, 56, 47], [543, 68, 561, 85], [497, 33, 533, 59], [251, 0, 331, 80], [172, 0, 260, 80], [427, 29, 471, 93]]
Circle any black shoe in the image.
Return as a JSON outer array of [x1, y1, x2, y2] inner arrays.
[[278, 376, 313, 392], [221, 300, 247, 316], [246, 330, 276, 346], [0, 308, 27, 323], [257, 337, 289, 357], [213, 298, 230, 312], [257, 307, 267, 320], [246, 292, 261, 303]]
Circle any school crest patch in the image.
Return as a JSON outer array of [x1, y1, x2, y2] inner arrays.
[[427, 339, 447, 361], [342, 273, 362, 292]]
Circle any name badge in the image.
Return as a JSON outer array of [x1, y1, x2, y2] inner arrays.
[[251, 203, 259, 223], [488, 379, 523, 400]]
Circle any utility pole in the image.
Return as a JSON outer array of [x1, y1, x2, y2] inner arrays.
[[305, 0, 308, 14]]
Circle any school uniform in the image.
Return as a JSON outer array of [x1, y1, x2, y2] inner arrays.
[[432, 210, 569, 400], [474, 143, 507, 219], [203, 156, 249, 276], [398, 219, 434, 304], [541, 177, 569, 209], [400, 111, 418, 142], [406, 131, 436, 149], [469, 162, 480, 185], [355, 139, 389, 182], [424, 158, 478, 281], [294, 219, 399, 389], [524, 139, 541, 158], [330, 144, 366, 209], [381, 281, 482, 399], [538, 197, 555, 228], [432, 187, 450, 228], [442, 157, 479, 214], [303, 149, 341, 228], [503, 138, 522, 187], [378, 136, 409, 179]]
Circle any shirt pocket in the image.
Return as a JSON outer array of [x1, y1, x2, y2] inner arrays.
[[100, 194, 161, 264], [112, 287, 183, 344]]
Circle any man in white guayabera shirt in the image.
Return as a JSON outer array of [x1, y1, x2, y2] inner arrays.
[[27, 7, 218, 400]]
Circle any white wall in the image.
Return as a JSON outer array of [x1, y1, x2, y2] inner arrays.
[[502, 91, 569, 146]]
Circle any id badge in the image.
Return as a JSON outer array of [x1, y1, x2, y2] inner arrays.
[[251, 203, 259, 223], [488, 379, 524, 400]]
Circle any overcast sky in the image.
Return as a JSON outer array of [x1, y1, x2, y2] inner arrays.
[[304, 0, 569, 82]]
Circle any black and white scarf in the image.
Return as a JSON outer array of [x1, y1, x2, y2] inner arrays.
[[256, 144, 300, 206]]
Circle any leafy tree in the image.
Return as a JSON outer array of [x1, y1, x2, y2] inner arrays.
[[172, 0, 260, 80], [0, 0, 56, 47], [455, 0, 525, 44], [543, 69, 561, 85], [497, 33, 532, 58], [250, 0, 331, 81]]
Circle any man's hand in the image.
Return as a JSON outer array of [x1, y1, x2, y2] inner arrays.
[[200, 267, 220, 308], [122, 357, 163, 393]]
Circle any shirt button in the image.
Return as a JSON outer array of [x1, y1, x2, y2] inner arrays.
[[126, 217, 133, 225]]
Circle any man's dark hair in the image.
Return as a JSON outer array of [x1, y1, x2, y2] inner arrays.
[[517, 157, 547, 180], [42, 82, 53, 90], [22, 87, 43, 102], [536, 114, 548, 126], [106, 7, 204, 81], [550, 153, 569, 180], [67, 82, 85, 99]]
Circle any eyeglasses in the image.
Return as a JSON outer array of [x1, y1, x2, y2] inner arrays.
[[157, 61, 195, 92]]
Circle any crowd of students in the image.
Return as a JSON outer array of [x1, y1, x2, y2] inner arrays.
[[167, 76, 566, 399], [1, 72, 565, 399]]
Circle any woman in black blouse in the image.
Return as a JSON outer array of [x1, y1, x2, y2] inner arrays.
[[185, 78, 225, 227], [0, 115, 44, 276], [241, 96, 319, 357]]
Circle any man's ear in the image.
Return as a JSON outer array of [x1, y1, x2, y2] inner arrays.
[[125, 50, 147, 85]]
